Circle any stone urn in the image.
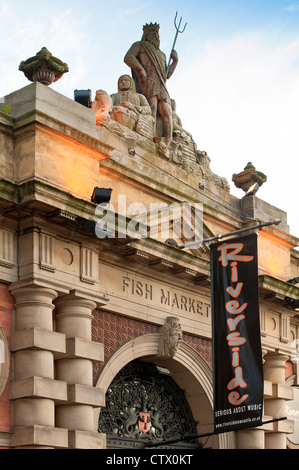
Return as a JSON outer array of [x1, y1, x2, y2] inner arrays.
[[19, 47, 69, 86], [232, 162, 267, 195]]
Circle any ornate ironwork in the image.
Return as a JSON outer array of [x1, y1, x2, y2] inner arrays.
[[98, 361, 197, 446]]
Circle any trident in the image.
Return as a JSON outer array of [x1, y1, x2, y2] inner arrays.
[[166, 11, 187, 75]]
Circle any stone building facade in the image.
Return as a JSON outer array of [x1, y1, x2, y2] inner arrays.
[[0, 80, 298, 449]]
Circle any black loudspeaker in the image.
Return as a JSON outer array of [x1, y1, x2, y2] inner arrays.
[[91, 187, 112, 204], [74, 89, 92, 108]]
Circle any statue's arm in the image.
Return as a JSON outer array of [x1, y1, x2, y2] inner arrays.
[[167, 49, 178, 79], [137, 94, 151, 114], [124, 41, 142, 71], [124, 42, 147, 84]]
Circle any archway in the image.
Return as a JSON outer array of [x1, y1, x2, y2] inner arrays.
[[95, 333, 234, 449], [98, 360, 199, 448]]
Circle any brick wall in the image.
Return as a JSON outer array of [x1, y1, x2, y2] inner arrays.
[[0, 283, 13, 441], [92, 310, 212, 383]]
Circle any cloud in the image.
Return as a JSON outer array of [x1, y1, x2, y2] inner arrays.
[[0, 2, 92, 97], [284, 4, 299, 12], [169, 32, 299, 234]]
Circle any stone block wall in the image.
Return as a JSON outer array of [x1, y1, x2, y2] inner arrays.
[[0, 283, 13, 446], [92, 310, 213, 384]]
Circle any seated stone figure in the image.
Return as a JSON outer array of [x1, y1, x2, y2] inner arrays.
[[91, 89, 113, 125], [110, 75, 154, 138]]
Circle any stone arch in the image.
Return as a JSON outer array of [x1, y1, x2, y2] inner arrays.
[[95, 333, 234, 449]]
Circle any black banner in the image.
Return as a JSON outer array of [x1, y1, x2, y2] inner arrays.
[[211, 232, 263, 433]]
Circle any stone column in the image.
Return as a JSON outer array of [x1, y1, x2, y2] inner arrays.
[[236, 428, 265, 449], [54, 291, 105, 449], [263, 351, 294, 449], [9, 284, 68, 449]]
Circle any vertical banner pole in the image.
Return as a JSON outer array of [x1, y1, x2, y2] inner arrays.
[[210, 232, 263, 433]]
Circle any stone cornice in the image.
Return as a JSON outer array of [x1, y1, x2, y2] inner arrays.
[[259, 274, 299, 305]]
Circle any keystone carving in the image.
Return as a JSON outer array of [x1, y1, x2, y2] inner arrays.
[[159, 316, 182, 357]]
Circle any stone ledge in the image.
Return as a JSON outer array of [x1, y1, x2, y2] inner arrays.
[[11, 425, 68, 448], [263, 382, 294, 400], [256, 415, 274, 431], [11, 328, 66, 354], [54, 336, 104, 362], [68, 430, 106, 449], [262, 417, 294, 434], [274, 418, 294, 434], [4, 82, 113, 158], [10, 376, 67, 402], [0, 431, 12, 448], [272, 383, 294, 401], [263, 380, 273, 398], [67, 383, 105, 407]]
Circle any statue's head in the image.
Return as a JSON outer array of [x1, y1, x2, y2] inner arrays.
[[142, 22, 160, 48], [117, 75, 136, 92], [95, 89, 108, 99]]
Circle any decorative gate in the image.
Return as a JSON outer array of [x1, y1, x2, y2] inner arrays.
[[98, 361, 199, 449]]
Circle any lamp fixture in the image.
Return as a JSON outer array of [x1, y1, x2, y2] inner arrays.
[[165, 238, 179, 247], [285, 297, 299, 311], [245, 182, 259, 197], [285, 277, 299, 311], [91, 187, 112, 205]]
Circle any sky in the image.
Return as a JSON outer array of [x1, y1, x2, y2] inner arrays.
[[0, 0, 298, 239]]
